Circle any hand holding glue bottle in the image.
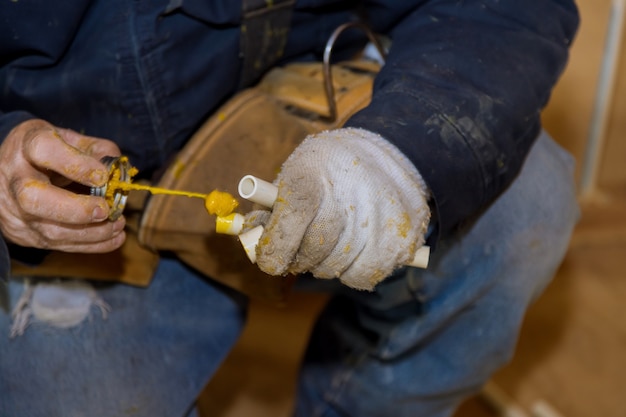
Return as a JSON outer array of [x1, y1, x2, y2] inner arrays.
[[217, 128, 432, 291]]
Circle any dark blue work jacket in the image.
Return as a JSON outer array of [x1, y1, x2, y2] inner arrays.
[[0, 0, 579, 271]]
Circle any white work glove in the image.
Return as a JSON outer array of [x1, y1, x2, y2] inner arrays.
[[246, 127, 430, 291]]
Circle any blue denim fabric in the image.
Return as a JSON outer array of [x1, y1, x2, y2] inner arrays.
[[293, 131, 580, 417], [0, 133, 578, 417], [0, 258, 247, 417]]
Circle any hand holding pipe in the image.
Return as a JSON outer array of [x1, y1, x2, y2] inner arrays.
[[232, 175, 430, 269]]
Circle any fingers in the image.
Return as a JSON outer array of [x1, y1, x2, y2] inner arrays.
[[14, 179, 110, 224], [23, 127, 117, 188], [3, 178, 126, 253], [256, 201, 308, 275], [255, 191, 315, 275], [56, 231, 126, 253], [0, 119, 127, 253], [242, 210, 271, 231], [60, 231, 126, 253], [255, 179, 334, 276], [6, 218, 127, 253], [57, 127, 121, 160], [36, 219, 127, 253], [287, 200, 346, 275]]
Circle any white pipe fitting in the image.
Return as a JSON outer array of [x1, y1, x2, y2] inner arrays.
[[215, 213, 246, 235], [238, 225, 265, 264], [238, 175, 278, 208], [410, 246, 430, 269]]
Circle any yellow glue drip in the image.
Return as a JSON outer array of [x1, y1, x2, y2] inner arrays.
[[105, 157, 239, 217], [204, 190, 239, 217], [108, 179, 239, 217]]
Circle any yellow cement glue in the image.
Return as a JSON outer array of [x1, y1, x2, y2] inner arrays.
[[107, 179, 239, 217], [100, 155, 240, 231]]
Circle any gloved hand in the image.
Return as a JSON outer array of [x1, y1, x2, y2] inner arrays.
[[246, 127, 430, 291]]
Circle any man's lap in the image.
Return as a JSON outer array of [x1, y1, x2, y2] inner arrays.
[[0, 131, 579, 417]]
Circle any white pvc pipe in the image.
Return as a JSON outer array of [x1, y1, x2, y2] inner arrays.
[[238, 175, 279, 208], [411, 246, 430, 269], [238, 225, 264, 264], [237, 174, 430, 269], [579, 0, 626, 197]]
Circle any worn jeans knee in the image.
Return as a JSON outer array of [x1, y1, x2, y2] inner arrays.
[[0, 257, 248, 417]]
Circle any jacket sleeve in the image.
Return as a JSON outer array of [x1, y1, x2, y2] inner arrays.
[[346, 0, 580, 240], [0, 111, 34, 147]]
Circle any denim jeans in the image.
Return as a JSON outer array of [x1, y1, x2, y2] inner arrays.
[[294, 131, 579, 417], [0, 132, 579, 417], [0, 260, 247, 417]]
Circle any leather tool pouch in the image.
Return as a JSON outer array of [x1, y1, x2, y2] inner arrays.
[[138, 57, 380, 303], [11, 24, 382, 304]]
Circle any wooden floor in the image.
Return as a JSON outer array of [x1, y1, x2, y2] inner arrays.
[[198, 193, 626, 417]]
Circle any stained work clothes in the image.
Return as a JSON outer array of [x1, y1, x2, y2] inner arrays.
[[0, 1, 581, 416], [0, 0, 579, 247]]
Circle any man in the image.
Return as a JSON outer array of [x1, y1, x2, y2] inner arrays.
[[0, 1, 580, 416]]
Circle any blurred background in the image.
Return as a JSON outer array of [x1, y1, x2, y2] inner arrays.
[[198, 1, 626, 416]]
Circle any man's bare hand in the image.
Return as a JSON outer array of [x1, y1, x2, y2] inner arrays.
[[0, 119, 126, 253]]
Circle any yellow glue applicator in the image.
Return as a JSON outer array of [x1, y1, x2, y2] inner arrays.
[[234, 174, 430, 269], [91, 156, 239, 220]]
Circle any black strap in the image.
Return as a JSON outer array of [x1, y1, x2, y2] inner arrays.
[[239, 0, 295, 89]]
